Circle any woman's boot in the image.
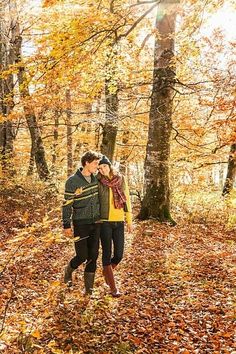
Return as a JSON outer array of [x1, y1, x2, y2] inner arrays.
[[103, 265, 121, 297]]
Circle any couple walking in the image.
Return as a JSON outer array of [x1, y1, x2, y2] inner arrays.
[[62, 151, 132, 297]]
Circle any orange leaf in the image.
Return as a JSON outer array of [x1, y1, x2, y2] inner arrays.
[[31, 329, 41, 339]]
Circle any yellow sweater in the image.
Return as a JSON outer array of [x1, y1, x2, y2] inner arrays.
[[106, 179, 132, 225]]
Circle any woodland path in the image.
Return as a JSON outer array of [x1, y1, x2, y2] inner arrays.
[[0, 207, 235, 353]]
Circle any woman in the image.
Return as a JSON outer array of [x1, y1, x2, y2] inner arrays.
[[98, 155, 132, 297]]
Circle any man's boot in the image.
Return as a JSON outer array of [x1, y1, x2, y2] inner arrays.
[[103, 265, 121, 298], [84, 272, 95, 295], [64, 262, 75, 286]]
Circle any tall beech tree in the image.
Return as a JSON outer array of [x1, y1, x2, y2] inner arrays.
[[10, 0, 50, 180], [101, 49, 119, 161], [100, 1, 119, 161], [138, 0, 179, 224]]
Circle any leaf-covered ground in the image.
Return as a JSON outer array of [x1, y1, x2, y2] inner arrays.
[[0, 189, 235, 353]]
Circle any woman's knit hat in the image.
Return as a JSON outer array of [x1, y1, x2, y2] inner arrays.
[[99, 155, 111, 166]]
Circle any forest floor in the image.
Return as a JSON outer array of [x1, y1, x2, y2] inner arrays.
[[0, 186, 235, 354]]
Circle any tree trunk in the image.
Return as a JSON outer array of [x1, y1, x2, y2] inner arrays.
[[27, 142, 35, 176], [138, 1, 178, 225], [119, 130, 130, 174], [51, 109, 60, 171], [0, 5, 15, 176], [73, 141, 82, 170], [10, 4, 49, 180], [101, 76, 119, 161], [17, 68, 50, 180], [100, 4, 119, 162], [66, 89, 73, 177], [95, 94, 102, 149], [0, 121, 15, 176], [222, 143, 236, 196]]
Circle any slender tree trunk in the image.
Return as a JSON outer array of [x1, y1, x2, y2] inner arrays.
[[94, 95, 102, 149], [1, 121, 15, 175], [138, 1, 178, 225], [222, 143, 236, 196], [17, 67, 50, 180], [52, 109, 59, 170], [73, 141, 82, 170], [27, 143, 35, 176], [0, 5, 15, 176], [66, 89, 73, 177], [10, 4, 49, 180], [119, 130, 131, 174]]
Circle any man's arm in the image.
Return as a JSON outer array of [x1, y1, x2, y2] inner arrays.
[[62, 177, 75, 230]]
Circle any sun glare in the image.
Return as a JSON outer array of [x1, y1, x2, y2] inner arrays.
[[203, 3, 236, 41]]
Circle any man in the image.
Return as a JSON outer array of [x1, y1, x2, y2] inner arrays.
[[62, 151, 101, 295]]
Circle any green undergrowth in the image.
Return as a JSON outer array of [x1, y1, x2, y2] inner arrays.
[[172, 185, 236, 230]]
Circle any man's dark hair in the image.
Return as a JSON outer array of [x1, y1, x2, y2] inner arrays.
[[81, 151, 100, 167]]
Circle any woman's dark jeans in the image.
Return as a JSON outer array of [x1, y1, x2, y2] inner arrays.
[[100, 221, 124, 266], [70, 222, 100, 273]]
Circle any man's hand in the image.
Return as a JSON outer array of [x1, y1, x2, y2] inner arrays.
[[127, 224, 133, 234], [64, 228, 73, 238]]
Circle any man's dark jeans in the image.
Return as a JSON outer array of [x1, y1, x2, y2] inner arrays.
[[70, 222, 100, 273], [100, 221, 124, 266]]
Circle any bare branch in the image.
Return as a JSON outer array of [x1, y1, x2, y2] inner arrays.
[[117, 2, 160, 40], [194, 161, 228, 170], [130, 0, 160, 7]]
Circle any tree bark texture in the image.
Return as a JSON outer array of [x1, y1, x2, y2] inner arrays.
[[138, 2, 178, 224], [101, 78, 118, 161], [100, 15, 119, 162], [222, 143, 236, 196], [0, 4, 15, 176]]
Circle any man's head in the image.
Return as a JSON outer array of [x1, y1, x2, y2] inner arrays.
[[81, 151, 100, 174]]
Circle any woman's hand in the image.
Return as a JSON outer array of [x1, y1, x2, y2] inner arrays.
[[126, 224, 133, 233]]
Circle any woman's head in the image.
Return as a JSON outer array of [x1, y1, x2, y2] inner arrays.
[[98, 155, 112, 177]]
